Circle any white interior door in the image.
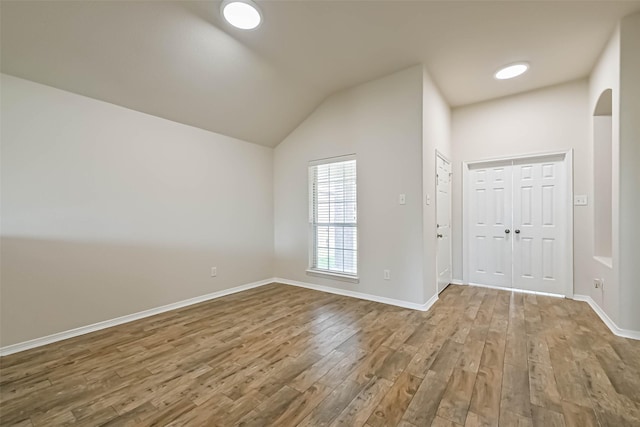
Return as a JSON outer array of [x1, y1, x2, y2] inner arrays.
[[512, 158, 567, 293], [468, 164, 513, 288], [465, 154, 569, 295], [436, 154, 452, 293]]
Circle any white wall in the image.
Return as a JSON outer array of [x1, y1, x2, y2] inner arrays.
[[274, 65, 426, 304], [618, 12, 640, 331], [422, 69, 452, 301], [1, 74, 274, 347], [451, 80, 590, 295]]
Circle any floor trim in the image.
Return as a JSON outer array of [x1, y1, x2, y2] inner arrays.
[[0, 278, 274, 357], [573, 295, 640, 341], [1, 277, 442, 357], [275, 277, 438, 312]]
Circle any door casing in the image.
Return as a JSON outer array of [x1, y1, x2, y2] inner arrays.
[[436, 151, 452, 294]]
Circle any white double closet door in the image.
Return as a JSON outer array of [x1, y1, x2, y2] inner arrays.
[[467, 155, 569, 295]]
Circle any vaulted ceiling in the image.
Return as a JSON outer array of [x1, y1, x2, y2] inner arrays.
[[2, 1, 639, 147]]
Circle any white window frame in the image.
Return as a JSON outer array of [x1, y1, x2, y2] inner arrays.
[[307, 154, 359, 283]]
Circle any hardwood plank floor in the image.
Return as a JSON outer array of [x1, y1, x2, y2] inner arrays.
[[1, 283, 640, 426]]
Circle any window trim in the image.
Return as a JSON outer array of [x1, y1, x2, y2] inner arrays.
[[308, 154, 358, 280], [305, 269, 360, 283]]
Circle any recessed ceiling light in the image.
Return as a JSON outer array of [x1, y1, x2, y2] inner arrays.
[[495, 63, 529, 80], [221, 0, 262, 30]]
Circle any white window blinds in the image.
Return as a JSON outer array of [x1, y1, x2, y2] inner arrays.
[[309, 156, 357, 276]]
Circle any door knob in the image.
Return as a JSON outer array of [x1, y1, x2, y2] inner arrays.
[[437, 234, 443, 238], [505, 229, 510, 234], [515, 229, 521, 234]]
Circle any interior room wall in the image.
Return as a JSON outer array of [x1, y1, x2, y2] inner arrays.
[[450, 80, 591, 295], [588, 27, 620, 325], [618, 12, 640, 332], [1, 74, 274, 347], [422, 69, 452, 302], [274, 65, 426, 305], [593, 114, 612, 259]]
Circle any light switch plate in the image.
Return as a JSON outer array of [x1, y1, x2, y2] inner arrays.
[[399, 194, 406, 205], [574, 195, 588, 206], [426, 194, 431, 205]]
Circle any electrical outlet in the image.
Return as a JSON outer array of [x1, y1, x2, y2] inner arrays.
[[594, 278, 603, 289], [383, 269, 391, 280], [211, 267, 217, 277], [574, 195, 588, 206]]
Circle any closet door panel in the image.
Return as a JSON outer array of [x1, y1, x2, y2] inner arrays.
[[468, 164, 512, 288], [512, 159, 566, 294]]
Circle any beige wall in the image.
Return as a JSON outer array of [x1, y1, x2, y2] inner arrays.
[[451, 80, 591, 296], [580, 13, 640, 333], [588, 27, 620, 324], [422, 69, 452, 301], [618, 12, 640, 331], [1, 74, 274, 347], [274, 65, 427, 304]]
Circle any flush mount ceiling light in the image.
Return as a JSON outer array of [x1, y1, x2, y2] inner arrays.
[[495, 62, 529, 80], [221, 0, 262, 30]]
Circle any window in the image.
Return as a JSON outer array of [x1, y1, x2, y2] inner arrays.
[[309, 155, 357, 277]]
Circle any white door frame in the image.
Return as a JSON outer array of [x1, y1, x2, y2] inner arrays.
[[462, 149, 574, 298], [436, 150, 452, 293]]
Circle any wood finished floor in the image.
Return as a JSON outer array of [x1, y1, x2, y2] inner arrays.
[[1, 284, 640, 427]]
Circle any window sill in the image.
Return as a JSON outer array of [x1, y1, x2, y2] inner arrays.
[[306, 269, 360, 284], [594, 256, 613, 269]]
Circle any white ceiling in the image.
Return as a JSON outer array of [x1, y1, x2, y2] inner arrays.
[[2, 1, 639, 147]]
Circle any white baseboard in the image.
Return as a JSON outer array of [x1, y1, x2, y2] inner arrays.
[[572, 295, 640, 341], [1, 276, 446, 357], [450, 279, 465, 285], [0, 278, 274, 357], [274, 277, 438, 312], [9, 276, 634, 358]]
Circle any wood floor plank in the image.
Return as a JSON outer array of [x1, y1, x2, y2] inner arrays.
[[499, 409, 533, 427], [1, 284, 639, 427], [500, 363, 532, 418], [437, 368, 477, 425], [236, 385, 301, 427], [317, 349, 369, 389], [560, 401, 598, 427], [457, 337, 485, 374], [405, 341, 443, 378], [468, 365, 502, 426], [366, 371, 421, 427], [546, 340, 591, 408], [289, 349, 346, 393], [297, 379, 367, 427], [402, 370, 448, 426], [269, 382, 333, 427], [528, 360, 563, 411], [432, 415, 463, 427], [374, 347, 413, 382], [329, 376, 392, 427], [531, 405, 566, 427], [430, 339, 464, 381], [479, 331, 506, 371]]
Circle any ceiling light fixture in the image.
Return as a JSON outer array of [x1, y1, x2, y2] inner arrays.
[[495, 62, 529, 80], [221, 0, 262, 30]]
